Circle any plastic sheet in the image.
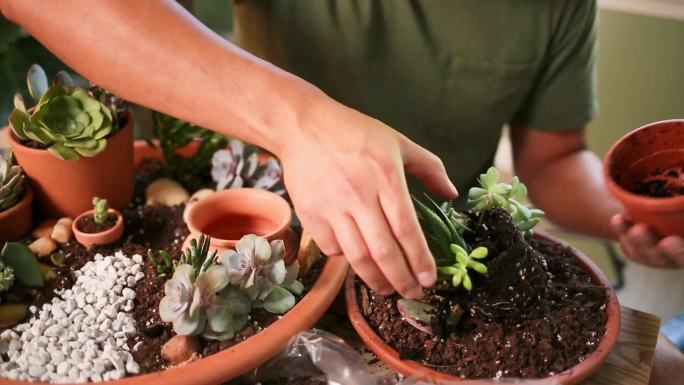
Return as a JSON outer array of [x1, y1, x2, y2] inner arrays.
[[247, 329, 562, 385]]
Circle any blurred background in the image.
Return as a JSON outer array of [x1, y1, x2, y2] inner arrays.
[[1, 0, 683, 320]]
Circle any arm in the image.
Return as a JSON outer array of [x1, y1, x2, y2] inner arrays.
[[1, 0, 459, 296], [512, 125, 684, 268]]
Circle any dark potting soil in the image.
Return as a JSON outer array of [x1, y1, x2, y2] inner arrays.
[[358, 208, 607, 380], [226, 377, 326, 385], [76, 214, 117, 233], [632, 166, 684, 198]]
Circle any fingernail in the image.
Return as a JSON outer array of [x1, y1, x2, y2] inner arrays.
[[418, 271, 435, 287]]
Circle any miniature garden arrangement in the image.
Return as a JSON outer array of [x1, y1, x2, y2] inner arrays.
[[0, 65, 348, 384], [346, 167, 620, 384]]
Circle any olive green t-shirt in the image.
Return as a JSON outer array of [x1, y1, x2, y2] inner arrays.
[[231, 0, 598, 192]]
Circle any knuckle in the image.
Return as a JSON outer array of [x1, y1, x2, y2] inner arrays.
[[395, 220, 416, 239]]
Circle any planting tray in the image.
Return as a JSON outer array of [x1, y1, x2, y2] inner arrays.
[[317, 301, 660, 385]]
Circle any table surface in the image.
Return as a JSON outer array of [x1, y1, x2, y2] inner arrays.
[[319, 300, 660, 385]]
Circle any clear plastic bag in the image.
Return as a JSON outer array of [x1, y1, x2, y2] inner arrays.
[[246, 329, 562, 385]]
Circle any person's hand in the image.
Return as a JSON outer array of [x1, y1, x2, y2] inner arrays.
[[649, 334, 684, 385], [611, 213, 684, 268], [279, 98, 458, 298]]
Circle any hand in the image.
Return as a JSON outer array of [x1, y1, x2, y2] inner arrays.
[[280, 98, 458, 298], [611, 214, 684, 268], [649, 334, 684, 385]]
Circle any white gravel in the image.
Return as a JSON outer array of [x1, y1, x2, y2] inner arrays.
[[0, 252, 145, 383]]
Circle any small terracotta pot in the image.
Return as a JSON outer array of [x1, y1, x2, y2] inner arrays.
[[603, 119, 684, 236], [345, 231, 621, 385], [7, 110, 134, 218], [0, 186, 33, 241], [72, 209, 124, 250], [183, 188, 298, 263]]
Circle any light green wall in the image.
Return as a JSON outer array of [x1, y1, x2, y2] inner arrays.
[[589, 10, 684, 156]]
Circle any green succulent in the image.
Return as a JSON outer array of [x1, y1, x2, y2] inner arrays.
[[437, 244, 488, 291], [219, 234, 303, 314], [0, 151, 25, 212], [148, 249, 174, 278], [9, 64, 115, 160], [467, 167, 544, 234], [92, 197, 113, 224], [413, 194, 468, 266], [159, 263, 250, 340], [0, 257, 15, 293], [179, 234, 218, 277]]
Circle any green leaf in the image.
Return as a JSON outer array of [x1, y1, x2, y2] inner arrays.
[[1, 242, 44, 287], [468, 261, 488, 275], [53, 71, 74, 87], [462, 273, 472, 291], [262, 285, 296, 314], [27, 64, 48, 102], [452, 272, 462, 287], [470, 247, 488, 260]]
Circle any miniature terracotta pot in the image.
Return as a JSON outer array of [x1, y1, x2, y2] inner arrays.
[[7, 111, 134, 218], [345, 231, 621, 385], [72, 209, 124, 250], [603, 119, 684, 236], [0, 186, 33, 241], [183, 188, 298, 263]]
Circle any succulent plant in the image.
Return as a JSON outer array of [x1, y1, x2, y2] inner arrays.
[[437, 244, 488, 291], [148, 249, 175, 278], [92, 197, 114, 224], [159, 264, 251, 340], [0, 257, 15, 293], [179, 234, 218, 276], [1, 242, 43, 287], [219, 234, 303, 313], [9, 64, 117, 160], [0, 151, 25, 212], [413, 194, 468, 266], [211, 139, 285, 195], [467, 167, 544, 233]]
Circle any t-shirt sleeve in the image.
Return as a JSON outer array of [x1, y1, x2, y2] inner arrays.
[[511, 0, 598, 132]]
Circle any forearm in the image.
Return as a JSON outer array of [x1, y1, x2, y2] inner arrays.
[[0, 0, 323, 155], [522, 149, 622, 239]]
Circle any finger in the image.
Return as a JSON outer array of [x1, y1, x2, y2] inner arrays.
[[617, 234, 658, 267], [333, 215, 393, 294], [296, 213, 342, 257], [626, 224, 675, 268], [355, 199, 422, 298], [378, 167, 436, 287], [658, 236, 684, 268], [400, 137, 458, 199], [610, 214, 631, 235]]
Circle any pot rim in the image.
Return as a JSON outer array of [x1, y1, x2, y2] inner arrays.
[[185, 188, 292, 246], [603, 119, 684, 211], [72, 208, 124, 239], [7, 109, 133, 158], [345, 230, 621, 385], [0, 185, 33, 220]]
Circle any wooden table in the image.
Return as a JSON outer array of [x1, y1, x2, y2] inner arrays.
[[318, 298, 660, 385]]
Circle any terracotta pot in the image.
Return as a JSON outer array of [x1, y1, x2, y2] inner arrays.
[[183, 188, 298, 263], [345, 231, 621, 385], [0, 186, 33, 241], [72, 209, 124, 250], [603, 119, 684, 236], [7, 111, 134, 218]]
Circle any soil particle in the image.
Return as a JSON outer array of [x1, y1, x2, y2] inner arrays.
[[359, 208, 607, 379], [75, 214, 117, 233], [631, 166, 684, 198]]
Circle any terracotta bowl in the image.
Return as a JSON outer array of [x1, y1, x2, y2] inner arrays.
[[345, 231, 621, 385], [603, 119, 684, 236], [183, 188, 298, 263], [7, 110, 134, 218], [72, 209, 124, 250], [0, 186, 33, 241]]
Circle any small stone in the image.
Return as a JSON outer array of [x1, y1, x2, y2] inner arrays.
[[146, 178, 190, 206], [28, 236, 58, 257], [31, 219, 57, 239], [50, 217, 73, 244], [161, 335, 201, 365]]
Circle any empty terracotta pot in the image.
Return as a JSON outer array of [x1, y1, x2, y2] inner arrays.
[[7, 111, 134, 218], [0, 186, 33, 241], [72, 208, 124, 250], [183, 188, 298, 262], [345, 231, 621, 385], [604, 119, 684, 236]]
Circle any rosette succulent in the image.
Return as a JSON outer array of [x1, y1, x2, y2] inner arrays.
[[159, 264, 250, 340], [0, 151, 25, 212], [9, 64, 116, 160], [211, 139, 284, 195], [219, 234, 303, 313]]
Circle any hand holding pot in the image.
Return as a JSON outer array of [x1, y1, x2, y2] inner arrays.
[[611, 213, 684, 269], [280, 99, 458, 298]]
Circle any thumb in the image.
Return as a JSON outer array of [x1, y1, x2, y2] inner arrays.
[[400, 137, 458, 199]]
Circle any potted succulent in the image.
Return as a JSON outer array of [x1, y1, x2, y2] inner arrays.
[[72, 197, 124, 249], [6, 64, 133, 218], [0, 151, 32, 241], [604, 119, 684, 236], [345, 167, 620, 384]]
